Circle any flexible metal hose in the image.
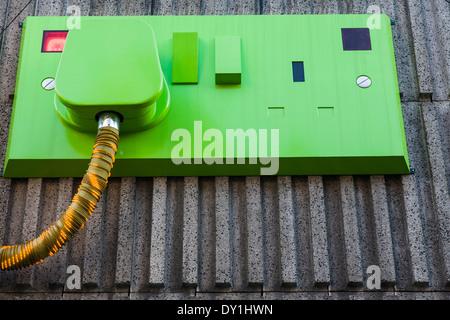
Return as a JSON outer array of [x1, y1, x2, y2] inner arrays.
[[0, 113, 120, 270]]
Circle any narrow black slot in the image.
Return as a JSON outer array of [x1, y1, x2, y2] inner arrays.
[[292, 61, 305, 82]]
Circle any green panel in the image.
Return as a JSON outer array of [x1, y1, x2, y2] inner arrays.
[[3, 15, 410, 178], [172, 32, 198, 84], [215, 36, 241, 84]]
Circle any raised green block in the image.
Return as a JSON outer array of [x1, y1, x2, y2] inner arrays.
[[215, 36, 241, 84], [172, 32, 198, 84]]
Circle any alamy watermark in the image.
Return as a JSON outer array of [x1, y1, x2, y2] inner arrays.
[[366, 265, 381, 290], [171, 121, 280, 175], [66, 264, 81, 290], [367, 5, 382, 30], [66, 5, 81, 30]]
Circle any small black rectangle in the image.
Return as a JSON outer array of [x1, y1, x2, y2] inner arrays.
[[292, 61, 305, 82], [341, 28, 372, 51]]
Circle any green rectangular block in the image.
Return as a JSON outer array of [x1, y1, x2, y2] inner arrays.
[[3, 15, 410, 178], [215, 36, 241, 84], [172, 32, 198, 84]]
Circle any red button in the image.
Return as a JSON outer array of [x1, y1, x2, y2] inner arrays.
[[42, 31, 68, 52]]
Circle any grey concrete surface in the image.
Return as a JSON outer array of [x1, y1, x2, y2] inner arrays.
[[0, 0, 449, 300]]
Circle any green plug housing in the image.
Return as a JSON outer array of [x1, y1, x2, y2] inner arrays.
[[55, 18, 169, 132]]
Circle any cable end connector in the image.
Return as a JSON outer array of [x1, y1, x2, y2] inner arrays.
[[97, 112, 121, 131]]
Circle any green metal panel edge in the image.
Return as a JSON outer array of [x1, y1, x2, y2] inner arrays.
[[4, 17, 31, 175], [383, 14, 410, 170]]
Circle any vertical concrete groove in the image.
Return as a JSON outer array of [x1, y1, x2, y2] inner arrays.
[[215, 176, 231, 286], [322, 176, 348, 290], [385, 175, 414, 290], [229, 176, 248, 290], [149, 176, 167, 286], [149, 177, 167, 286], [16, 178, 43, 287], [246, 176, 263, 286], [81, 182, 105, 287], [182, 176, 199, 286], [421, 103, 450, 284], [405, 0, 433, 99], [379, 0, 396, 19], [353, 175, 379, 287], [370, 175, 396, 285], [101, 179, 127, 290], [404, 102, 447, 289], [308, 176, 330, 287], [0, 0, 13, 69], [197, 176, 216, 292], [32, 179, 62, 289], [261, 176, 282, 291], [278, 176, 297, 286], [419, 0, 449, 101], [0, 179, 28, 290], [164, 177, 184, 289], [432, 0, 450, 99], [36, 0, 65, 16], [115, 177, 137, 287], [393, 0, 420, 101], [339, 175, 364, 287], [0, 177, 12, 252], [0, 0, 37, 103], [49, 177, 74, 286], [291, 176, 314, 290], [130, 177, 153, 292], [400, 174, 430, 286]]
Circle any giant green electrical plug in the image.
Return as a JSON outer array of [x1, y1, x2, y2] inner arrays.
[[55, 18, 170, 133]]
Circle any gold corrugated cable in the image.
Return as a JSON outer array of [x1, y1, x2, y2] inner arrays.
[[0, 113, 120, 271]]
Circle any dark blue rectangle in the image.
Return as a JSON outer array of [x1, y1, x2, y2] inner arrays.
[[341, 28, 372, 51], [292, 61, 305, 82]]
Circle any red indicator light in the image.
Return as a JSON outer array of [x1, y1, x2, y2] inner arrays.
[[42, 31, 68, 52]]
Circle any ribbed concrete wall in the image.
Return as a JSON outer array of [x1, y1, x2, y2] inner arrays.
[[0, 0, 449, 300]]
